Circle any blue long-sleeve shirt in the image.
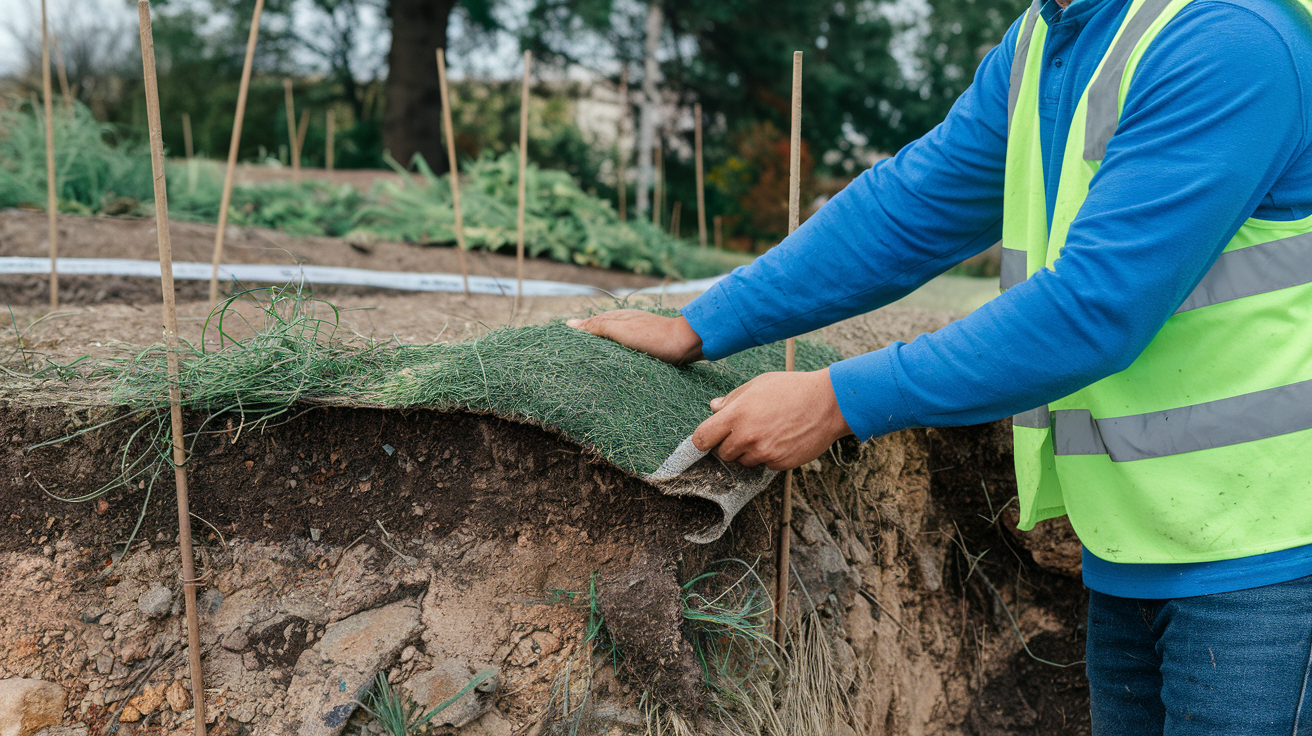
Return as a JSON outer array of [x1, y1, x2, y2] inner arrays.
[[682, 0, 1312, 598]]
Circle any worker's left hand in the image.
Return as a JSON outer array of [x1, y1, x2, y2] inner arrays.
[[693, 367, 853, 471]]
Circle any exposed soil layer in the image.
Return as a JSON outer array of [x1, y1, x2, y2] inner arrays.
[[1, 403, 740, 563]]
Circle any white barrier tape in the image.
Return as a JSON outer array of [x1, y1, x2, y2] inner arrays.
[[0, 257, 727, 298]]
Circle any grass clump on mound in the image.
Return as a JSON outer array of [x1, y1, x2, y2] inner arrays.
[[109, 288, 840, 477]]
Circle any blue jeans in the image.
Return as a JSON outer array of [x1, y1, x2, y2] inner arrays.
[[1087, 575, 1312, 735]]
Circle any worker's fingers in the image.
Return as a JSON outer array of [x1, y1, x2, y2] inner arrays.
[[692, 409, 734, 453], [709, 379, 754, 412]]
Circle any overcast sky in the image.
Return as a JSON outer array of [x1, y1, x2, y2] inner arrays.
[[0, 0, 529, 79]]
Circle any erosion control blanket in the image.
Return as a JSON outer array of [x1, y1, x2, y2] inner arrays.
[[114, 314, 842, 543]]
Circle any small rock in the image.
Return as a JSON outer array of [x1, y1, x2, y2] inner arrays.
[[232, 703, 256, 723], [399, 646, 416, 663], [199, 589, 224, 616], [309, 529, 322, 542], [164, 681, 190, 714], [221, 630, 249, 652], [100, 630, 115, 641], [138, 584, 173, 619], [242, 651, 261, 671], [126, 684, 164, 716], [117, 705, 141, 723], [0, 678, 67, 736], [403, 661, 498, 729], [99, 614, 116, 627], [95, 656, 113, 675]]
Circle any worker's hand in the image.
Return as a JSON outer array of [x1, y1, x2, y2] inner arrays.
[[693, 367, 853, 471], [566, 310, 704, 365]]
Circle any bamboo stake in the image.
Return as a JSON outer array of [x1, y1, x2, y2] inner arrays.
[[183, 112, 198, 195], [325, 111, 335, 171], [515, 50, 531, 311], [284, 79, 301, 182], [617, 66, 628, 222], [775, 50, 803, 646], [652, 136, 662, 227], [296, 109, 309, 164], [40, 0, 58, 309], [137, 6, 206, 735], [209, 0, 264, 304], [436, 48, 469, 296], [714, 214, 723, 249], [695, 103, 707, 247], [182, 112, 194, 160], [51, 33, 72, 112]]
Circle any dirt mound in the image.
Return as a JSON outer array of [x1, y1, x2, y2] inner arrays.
[[1, 397, 1089, 735]]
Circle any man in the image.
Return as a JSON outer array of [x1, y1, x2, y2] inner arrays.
[[570, 0, 1312, 732]]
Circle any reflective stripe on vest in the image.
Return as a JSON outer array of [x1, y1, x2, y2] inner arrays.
[[1175, 232, 1312, 313], [1051, 377, 1312, 461]]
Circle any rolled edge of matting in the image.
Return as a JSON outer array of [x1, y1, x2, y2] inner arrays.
[[643, 436, 778, 544]]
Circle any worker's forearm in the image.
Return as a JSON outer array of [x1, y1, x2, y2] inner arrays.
[[681, 17, 1022, 360]]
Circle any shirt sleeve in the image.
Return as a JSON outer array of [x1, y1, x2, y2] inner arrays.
[[830, 3, 1307, 440], [680, 15, 1023, 360]]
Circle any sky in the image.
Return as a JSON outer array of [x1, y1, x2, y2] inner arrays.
[[0, 0, 528, 80]]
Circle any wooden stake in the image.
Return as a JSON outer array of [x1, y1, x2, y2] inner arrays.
[[515, 50, 531, 310], [40, 0, 58, 309], [137, 6, 207, 735], [714, 214, 723, 249], [617, 66, 628, 222], [295, 109, 309, 165], [209, 0, 264, 304], [670, 200, 681, 238], [436, 48, 469, 296], [775, 50, 803, 646], [182, 112, 194, 160], [183, 112, 198, 195], [652, 136, 662, 227], [695, 103, 707, 247], [284, 79, 301, 182], [325, 111, 335, 171], [51, 32, 72, 112]]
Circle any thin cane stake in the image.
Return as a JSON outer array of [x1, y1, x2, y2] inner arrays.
[[775, 50, 803, 645], [51, 33, 72, 112], [695, 103, 707, 247], [284, 79, 301, 182], [436, 49, 469, 296], [652, 136, 663, 227], [515, 50, 531, 311], [714, 214, 723, 249], [183, 112, 197, 195], [670, 200, 681, 238], [209, 0, 264, 304], [40, 0, 58, 309], [617, 67, 628, 222], [296, 109, 309, 165], [325, 111, 335, 171], [138, 5, 206, 734]]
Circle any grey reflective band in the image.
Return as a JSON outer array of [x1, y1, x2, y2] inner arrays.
[[1000, 246, 1027, 290], [1176, 232, 1312, 314], [1014, 405, 1051, 429], [1007, 0, 1042, 133], [1052, 377, 1312, 461], [1083, 0, 1175, 161]]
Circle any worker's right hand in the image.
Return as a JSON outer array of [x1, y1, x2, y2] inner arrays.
[[566, 309, 704, 365]]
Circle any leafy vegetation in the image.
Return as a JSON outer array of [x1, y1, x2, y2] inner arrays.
[[0, 101, 749, 278]]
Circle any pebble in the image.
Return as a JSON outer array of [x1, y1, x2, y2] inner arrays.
[[138, 584, 173, 619]]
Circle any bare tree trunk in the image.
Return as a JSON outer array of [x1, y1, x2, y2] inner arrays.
[[384, 0, 457, 172], [635, 1, 662, 217]]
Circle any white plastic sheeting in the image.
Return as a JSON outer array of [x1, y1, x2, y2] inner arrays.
[[0, 257, 727, 297]]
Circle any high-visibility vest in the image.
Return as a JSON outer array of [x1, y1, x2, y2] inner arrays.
[[1004, 0, 1312, 563]]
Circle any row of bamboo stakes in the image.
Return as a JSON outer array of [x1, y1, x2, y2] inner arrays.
[[43, 0, 806, 723]]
